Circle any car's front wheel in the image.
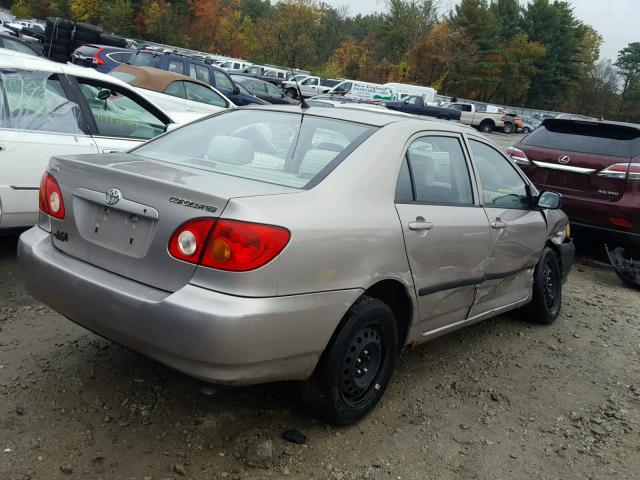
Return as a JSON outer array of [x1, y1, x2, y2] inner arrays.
[[522, 247, 562, 324], [300, 296, 398, 425]]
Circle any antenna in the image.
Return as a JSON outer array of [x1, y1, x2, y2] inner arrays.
[[277, 33, 309, 109]]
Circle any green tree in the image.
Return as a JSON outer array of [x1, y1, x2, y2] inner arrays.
[[490, 0, 521, 41], [615, 42, 640, 99], [100, 0, 135, 36], [11, 0, 33, 17]]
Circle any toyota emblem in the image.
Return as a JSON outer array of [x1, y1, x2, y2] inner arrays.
[[558, 155, 570, 164], [105, 188, 122, 206]]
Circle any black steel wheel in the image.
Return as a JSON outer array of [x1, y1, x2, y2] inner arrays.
[[503, 122, 514, 134], [521, 247, 562, 324], [301, 296, 398, 425], [479, 120, 494, 133]]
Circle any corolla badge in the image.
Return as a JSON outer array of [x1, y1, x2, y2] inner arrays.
[[105, 188, 122, 206], [558, 155, 571, 164]]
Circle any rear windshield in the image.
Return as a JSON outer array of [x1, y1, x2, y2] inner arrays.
[[522, 120, 640, 157], [74, 45, 99, 56], [131, 110, 376, 189], [128, 51, 159, 68]]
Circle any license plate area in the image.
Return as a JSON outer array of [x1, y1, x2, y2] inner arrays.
[[73, 196, 156, 258]]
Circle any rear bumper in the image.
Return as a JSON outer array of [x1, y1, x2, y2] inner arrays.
[[18, 227, 362, 385]]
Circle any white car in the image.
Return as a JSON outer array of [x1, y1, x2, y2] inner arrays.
[[109, 64, 234, 118], [0, 51, 199, 230]]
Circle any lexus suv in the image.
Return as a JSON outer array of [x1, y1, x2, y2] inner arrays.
[[509, 118, 640, 287]]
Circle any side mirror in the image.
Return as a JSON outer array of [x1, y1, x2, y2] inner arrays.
[[165, 123, 180, 133], [97, 89, 111, 100], [233, 85, 240, 95], [537, 191, 563, 209]]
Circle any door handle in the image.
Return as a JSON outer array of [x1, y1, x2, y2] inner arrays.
[[491, 219, 507, 229], [408, 219, 434, 231], [186, 107, 196, 112], [102, 149, 122, 154]]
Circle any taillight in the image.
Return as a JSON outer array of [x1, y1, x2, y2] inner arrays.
[[93, 48, 105, 65], [597, 163, 640, 180], [506, 147, 530, 166], [38, 172, 65, 219], [168, 218, 216, 263], [169, 219, 290, 271]]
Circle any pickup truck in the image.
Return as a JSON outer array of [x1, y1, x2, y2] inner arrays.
[[238, 65, 288, 86], [281, 76, 341, 99], [385, 95, 462, 121], [443, 102, 505, 132]]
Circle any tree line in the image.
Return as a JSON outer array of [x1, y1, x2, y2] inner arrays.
[[7, 0, 640, 122]]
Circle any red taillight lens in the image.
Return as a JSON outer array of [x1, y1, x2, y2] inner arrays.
[[598, 163, 640, 180], [201, 219, 290, 271], [93, 48, 105, 65], [168, 218, 216, 263], [169, 219, 290, 271], [610, 216, 634, 228], [506, 147, 530, 166], [38, 172, 65, 219]]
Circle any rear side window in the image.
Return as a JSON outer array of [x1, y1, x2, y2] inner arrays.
[[396, 136, 474, 205], [522, 120, 640, 157], [185, 82, 226, 107], [188, 64, 210, 84], [168, 59, 184, 74], [0, 71, 85, 134], [128, 52, 159, 67], [74, 45, 99, 57], [131, 110, 375, 189], [164, 81, 186, 98], [213, 70, 233, 93]]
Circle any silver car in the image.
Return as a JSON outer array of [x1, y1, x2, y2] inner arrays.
[[18, 106, 575, 425]]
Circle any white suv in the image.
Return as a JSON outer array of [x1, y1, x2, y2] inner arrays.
[[0, 51, 195, 230]]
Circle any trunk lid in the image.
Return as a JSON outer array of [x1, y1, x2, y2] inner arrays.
[[518, 120, 640, 201], [48, 153, 293, 292]]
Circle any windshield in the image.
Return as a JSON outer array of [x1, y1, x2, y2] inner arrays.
[[132, 110, 376, 188]]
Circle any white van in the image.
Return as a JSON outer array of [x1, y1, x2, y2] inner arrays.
[[328, 80, 396, 102], [219, 59, 252, 71], [385, 82, 436, 103]]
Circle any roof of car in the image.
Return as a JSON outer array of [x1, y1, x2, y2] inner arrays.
[[111, 64, 212, 92], [0, 49, 132, 86], [241, 104, 482, 132], [543, 117, 640, 131], [230, 74, 259, 84], [75, 44, 133, 52]]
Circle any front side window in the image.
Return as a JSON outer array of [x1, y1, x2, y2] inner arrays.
[[213, 70, 233, 93], [77, 79, 167, 139], [0, 71, 84, 134], [469, 139, 530, 209], [251, 82, 267, 94], [188, 64, 210, 84], [185, 82, 226, 107], [132, 110, 375, 189], [406, 96, 419, 105], [334, 82, 352, 92], [301, 77, 318, 86], [266, 83, 283, 97], [399, 136, 474, 205]]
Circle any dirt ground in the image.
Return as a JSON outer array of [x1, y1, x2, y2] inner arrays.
[[1, 132, 639, 480]]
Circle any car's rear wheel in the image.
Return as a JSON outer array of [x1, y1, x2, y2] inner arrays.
[[522, 247, 562, 324], [522, 126, 531, 134], [286, 88, 298, 99], [503, 122, 514, 134], [437, 114, 449, 120], [300, 296, 398, 425], [479, 120, 494, 133]]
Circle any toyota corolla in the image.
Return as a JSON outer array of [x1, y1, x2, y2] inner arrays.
[[18, 106, 574, 425]]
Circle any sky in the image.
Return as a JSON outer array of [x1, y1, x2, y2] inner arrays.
[[324, 0, 635, 61]]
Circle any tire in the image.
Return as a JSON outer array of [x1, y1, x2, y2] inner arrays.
[[300, 296, 398, 425], [74, 31, 100, 43], [437, 114, 449, 120], [75, 22, 103, 35], [521, 247, 562, 324], [479, 120, 494, 133], [285, 88, 298, 99], [45, 26, 72, 39], [44, 36, 71, 46], [99, 33, 127, 48], [522, 126, 531, 134], [503, 122, 514, 134], [50, 53, 70, 63], [46, 43, 70, 55], [46, 17, 74, 30]]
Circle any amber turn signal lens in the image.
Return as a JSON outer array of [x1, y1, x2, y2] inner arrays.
[[210, 238, 231, 263]]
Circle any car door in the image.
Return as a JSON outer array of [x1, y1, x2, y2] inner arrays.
[[466, 137, 547, 317], [184, 81, 228, 114], [0, 71, 97, 228], [264, 82, 287, 104], [395, 134, 491, 334], [71, 76, 171, 154], [401, 96, 422, 115], [161, 80, 188, 112]]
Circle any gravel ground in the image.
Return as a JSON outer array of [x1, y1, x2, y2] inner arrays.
[[1, 131, 639, 480]]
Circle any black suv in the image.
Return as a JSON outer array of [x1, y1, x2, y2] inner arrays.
[[128, 49, 263, 106]]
